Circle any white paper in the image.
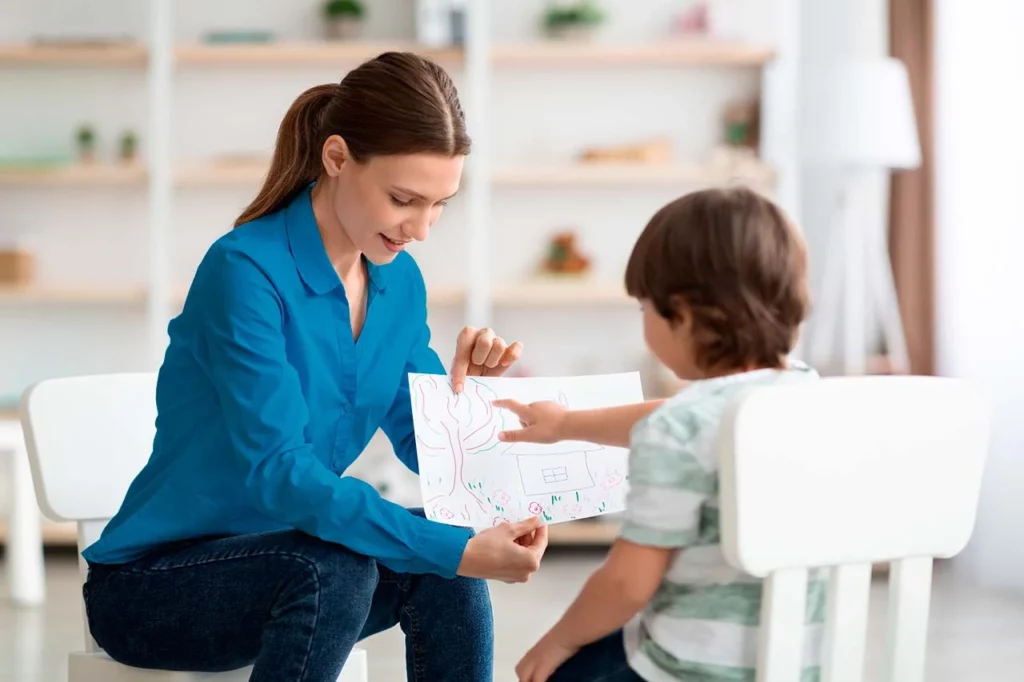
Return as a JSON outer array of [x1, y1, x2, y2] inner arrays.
[[409, 372, 645, 529]]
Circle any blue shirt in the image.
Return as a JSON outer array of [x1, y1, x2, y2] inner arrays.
[[83, 186, 472, 577]]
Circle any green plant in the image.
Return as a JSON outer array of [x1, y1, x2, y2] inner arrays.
[[76, 124, 96, 149], [324, 0, 365, 19], [543, 1, 605, 29], [120, 130, 138, 159]]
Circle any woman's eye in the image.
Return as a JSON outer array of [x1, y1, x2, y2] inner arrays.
[[437, 200, 448, 208], [390, 195, 411, 207]]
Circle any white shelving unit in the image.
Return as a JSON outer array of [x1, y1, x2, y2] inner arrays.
[[0, 0, 800, 547]]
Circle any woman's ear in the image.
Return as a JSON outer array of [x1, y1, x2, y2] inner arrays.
[[321, 135, 350, 176]]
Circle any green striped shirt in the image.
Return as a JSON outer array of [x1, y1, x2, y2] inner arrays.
[[621, 363, 821, 682]]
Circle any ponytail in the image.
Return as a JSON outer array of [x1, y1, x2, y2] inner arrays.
[[234, 83, 338, 227]]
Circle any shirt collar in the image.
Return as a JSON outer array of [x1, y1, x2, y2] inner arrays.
[[285, 184, 388, 296]]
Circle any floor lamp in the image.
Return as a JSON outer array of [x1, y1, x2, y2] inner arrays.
[[802, 58, 922, 376]]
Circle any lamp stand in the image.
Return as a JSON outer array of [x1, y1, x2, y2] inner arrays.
[[809, 168, 910, 375]]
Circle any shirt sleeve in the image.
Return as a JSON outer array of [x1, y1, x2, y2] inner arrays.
[[380, 319, 445, 474], [619, 412, 714, 548], [197, 245, 470, 577]]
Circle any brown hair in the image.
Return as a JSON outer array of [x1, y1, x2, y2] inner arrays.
[[235, 51, 471, 227], [624, 186, 809, 372]]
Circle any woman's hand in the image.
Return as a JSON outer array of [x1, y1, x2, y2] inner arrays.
[[516, 632, 579, 682], [493, 400, 569, 444], [457, 516, 548, 583], [450, 326, 523, 393]]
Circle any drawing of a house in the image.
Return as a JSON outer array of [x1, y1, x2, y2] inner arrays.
[[501, 441, 604, 496]]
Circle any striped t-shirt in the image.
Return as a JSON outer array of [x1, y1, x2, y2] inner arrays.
[[621, 363, 823, 682]]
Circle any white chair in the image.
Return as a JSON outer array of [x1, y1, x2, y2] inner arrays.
[[19, 373, 369, 682], [718, 375, 991, 682]]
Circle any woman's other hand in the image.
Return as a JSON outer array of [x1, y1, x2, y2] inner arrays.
[[457, 516, 548, 583], [450, 326, 523, 393], [493, 400, 569, 444]]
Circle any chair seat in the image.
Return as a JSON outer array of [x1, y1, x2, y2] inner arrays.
[[69, 648, 369, 681]]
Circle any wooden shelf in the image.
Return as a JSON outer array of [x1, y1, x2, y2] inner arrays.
[[0, 520, 78, 547], [547, 520, 620, 546], [0, 285, 146, 304], [176, 42, 463, 66], [176, 162, 267, 187], [0, 163, 147, 187], [492, 41, 775, 66], [0, 43, 148, 66], [493, 280, 631, 305], [175, 161, 774, 189], [494, 162, 775, 187]]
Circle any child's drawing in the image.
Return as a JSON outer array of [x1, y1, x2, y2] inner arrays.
[[408, 372, 645, 529]]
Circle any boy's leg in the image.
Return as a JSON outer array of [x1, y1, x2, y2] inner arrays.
[[84, 530, 378, 682], [549, 631, 645, 682]]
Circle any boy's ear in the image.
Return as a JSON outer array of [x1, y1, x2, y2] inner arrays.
[[667, 294, 691, 328]]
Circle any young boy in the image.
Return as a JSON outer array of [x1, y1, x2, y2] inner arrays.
[[496, 187, 820, 682]]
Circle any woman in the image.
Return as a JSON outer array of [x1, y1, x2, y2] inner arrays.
[[80, 52, 547, 682]]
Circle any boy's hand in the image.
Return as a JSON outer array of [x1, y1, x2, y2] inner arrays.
[[516, 632, 578, 682], [493, 400, 568, 444]]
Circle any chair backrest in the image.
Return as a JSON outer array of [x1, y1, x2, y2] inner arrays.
[[717, 376, 991, 682], [20, 372, 158, 527], [20, 372, 158, 652]]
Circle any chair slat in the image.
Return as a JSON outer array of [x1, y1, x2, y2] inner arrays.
[[757, 567, 808, 682], [822, 563, 872, 682], [884, 557, 933, 682]]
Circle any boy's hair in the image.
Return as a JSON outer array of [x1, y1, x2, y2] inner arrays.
[[624, 186, 809, 372]]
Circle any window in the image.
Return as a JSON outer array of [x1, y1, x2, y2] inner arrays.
[[542, 466, 569, 484]]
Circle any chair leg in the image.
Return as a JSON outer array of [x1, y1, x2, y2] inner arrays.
[[8, 429, 46, 607]]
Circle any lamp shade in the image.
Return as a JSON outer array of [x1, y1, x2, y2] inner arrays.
[[800, 57, 922, 169]]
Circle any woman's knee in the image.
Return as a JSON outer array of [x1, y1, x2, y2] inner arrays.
[[273, 533, 379, 618], [419, 572, 492, 617]]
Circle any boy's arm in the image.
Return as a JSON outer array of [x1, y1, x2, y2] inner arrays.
[[562, 401, 666, 447], [496, 399, 667, 447], [547, 539, 674, 646], [517, 413, 708, 680]]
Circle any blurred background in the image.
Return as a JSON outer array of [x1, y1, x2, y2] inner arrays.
[[1, 0, 1023, 680]]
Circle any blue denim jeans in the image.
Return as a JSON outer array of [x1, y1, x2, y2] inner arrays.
[[83, 519, 493, 681], [548, 631, 644, 682]]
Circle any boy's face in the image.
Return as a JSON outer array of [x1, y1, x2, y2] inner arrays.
[[640, 300, 702, 381]]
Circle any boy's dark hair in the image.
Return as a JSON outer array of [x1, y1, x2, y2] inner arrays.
[[624, 186, 809, 372]]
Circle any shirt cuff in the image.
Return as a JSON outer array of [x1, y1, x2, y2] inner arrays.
[[413, 518, 473, 578]]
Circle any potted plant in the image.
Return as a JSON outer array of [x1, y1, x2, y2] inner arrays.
[[75, 124, 96, 164], [542, 1, 605, 41], [324, 0, 366, 40], [119, 130, 139, 164]]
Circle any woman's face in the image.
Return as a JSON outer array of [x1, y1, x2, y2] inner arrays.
[[321, 138, 464, 265]]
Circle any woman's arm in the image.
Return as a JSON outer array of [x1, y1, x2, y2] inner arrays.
[[495, 399, 666, 448], [198, 245, 467, 577], [380, 320, 444, 474]]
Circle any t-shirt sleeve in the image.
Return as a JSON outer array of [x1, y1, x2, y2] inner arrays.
[[619, 412, 713, 548]]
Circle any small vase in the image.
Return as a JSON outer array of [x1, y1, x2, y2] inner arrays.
[[546, 24, 595, 42], [326, 17, 363, 41]]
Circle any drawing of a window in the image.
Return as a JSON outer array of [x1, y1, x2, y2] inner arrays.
[[504, 449, 600, 495], [542, 466, 569, 484]]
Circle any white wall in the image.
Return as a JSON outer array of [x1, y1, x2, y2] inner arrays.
[[935, 0, 1024, 593]]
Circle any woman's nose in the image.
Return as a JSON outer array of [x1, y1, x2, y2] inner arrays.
[[405, 211, 431, 241]]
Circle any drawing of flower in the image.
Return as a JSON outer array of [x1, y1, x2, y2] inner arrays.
[[492, 516, 510, 527], [438, 507, 455, 520], [493, 490, 511, 506], [601, 473, 624, 491], [528, 501, 543, 515], [561, 503, 583, 517]]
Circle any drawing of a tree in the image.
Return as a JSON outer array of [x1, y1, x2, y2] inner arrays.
[[412, 375, 509, 521]]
